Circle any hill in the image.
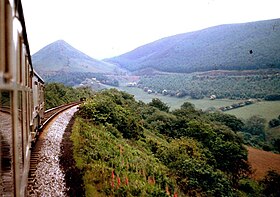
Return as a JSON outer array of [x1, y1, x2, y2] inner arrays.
[[70, 89, 280, 196], [32, 40, 118, 76], [107, 18, 280, 73]]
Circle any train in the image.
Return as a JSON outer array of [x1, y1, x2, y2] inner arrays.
[[0, 0, 45, 196]]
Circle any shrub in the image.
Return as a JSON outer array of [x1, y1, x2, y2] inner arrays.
[[261, 170, 280, 197]]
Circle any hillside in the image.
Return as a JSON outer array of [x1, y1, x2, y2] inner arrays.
[[247, 146, 280, 180], [32, 40, 118, 76], [107, 18, 280, 73], [70, 89, 280, 196]]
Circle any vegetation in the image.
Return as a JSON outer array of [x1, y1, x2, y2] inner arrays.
[[233, 113, 280, 153], [120, 85, 280, 153], [44, 82, 94, 109], [71, 89, 259, 196], [138, 71, 280, 99], [260, 170, 280, 196]]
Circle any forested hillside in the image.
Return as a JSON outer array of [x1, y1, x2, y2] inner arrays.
[[138, 70, 280, 99], [71, 89, 280, 196], [107, 18, 280, 73]]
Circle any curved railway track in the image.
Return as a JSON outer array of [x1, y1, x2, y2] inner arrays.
[[27, 102, 81, 194], [40, 102, 81, 130]]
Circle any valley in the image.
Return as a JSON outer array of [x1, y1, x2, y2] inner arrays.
[[32, 17, 280, 196], [116, 85, 280, 121]]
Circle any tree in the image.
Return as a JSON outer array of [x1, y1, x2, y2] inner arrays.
[[242, 116, 266, 140], [273, 138, 280, 152], [44, 82, 94, 109], [148, 98, 170, 112], [207, 112, 244, 132], [269, 118, 280, 128], [156, 138, 234, 196]]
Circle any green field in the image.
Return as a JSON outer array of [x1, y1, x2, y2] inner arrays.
[[225, 101, 280, 121], [117, 86, 280, 121], [118, 87, 241, 110]]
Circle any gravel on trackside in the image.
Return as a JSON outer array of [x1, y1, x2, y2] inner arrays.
[[28, 106, 84, 197]]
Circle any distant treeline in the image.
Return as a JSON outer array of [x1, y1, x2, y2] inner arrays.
[[42, 72, 119, 87], [265, 94, 280, 101], [44, 83, 94, 109], [138, 71, 280, 99]]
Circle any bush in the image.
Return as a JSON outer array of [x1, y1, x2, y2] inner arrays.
[[261, 170, 280, 197], [238, 179, 262, 196], [269, 118, 280, 128], [78, 89, 143, 139]]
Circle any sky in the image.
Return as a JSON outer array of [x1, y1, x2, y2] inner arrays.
[[21, 0, 280, 59]]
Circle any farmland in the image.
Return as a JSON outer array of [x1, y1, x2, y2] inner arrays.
[[225, 101, 280, 121], [118, 86, 242, 110], [117, 86, 280, 121]]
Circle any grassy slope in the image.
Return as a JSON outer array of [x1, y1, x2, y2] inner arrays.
[[72, 118, 179, 196], [72, 89, 252, 196]]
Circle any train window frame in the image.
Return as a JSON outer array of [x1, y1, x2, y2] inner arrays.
[[5, 0, 13, 82], [17, 36, 23, 84], [0, 0, 5, 80]]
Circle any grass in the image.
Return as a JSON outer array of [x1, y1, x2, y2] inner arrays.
[[225, 101, 280, 121], [118, 87, 241, 110]]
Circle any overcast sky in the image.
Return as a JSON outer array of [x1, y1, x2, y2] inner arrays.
[[21, 0, 280, 59]]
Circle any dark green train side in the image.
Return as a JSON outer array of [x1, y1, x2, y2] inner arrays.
[[0, 0, 44, 196]]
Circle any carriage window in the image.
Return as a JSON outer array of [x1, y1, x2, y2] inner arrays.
[[18, 37, 23, 84], [25, 58, 28, 86], [17, 91, 23, 178], [21, 44, 26, 86], [0, 90, 14, 194], [0, 90, 11, 107]]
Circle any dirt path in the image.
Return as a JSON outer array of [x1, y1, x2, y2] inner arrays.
[[247, 146, 280, 180]]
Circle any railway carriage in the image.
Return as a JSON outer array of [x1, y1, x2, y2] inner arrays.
[[0, 0, 44, 196]]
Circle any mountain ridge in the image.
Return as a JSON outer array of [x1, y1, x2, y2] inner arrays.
[[106, 18, 280, 73]]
